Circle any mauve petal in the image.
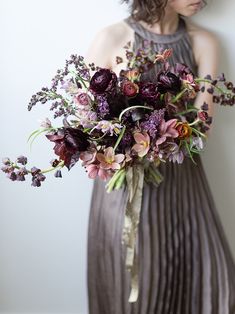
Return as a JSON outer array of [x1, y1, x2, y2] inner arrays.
[[165, 118, 177, 128], [134, 132, 146, 143], [98, 168, 110, 180], [111, 163, 121, 170], [105, 147, 114, 160], [86, 165, 98, 179], [99, 162, 111, 170], [114, 154, 125, 163], [165, 129, 179, 138], [96, 153, 106, 163], [156, 136, 166, 146], [138, 146, 150, 157], [159, 120, 167, 134], [132, 143, 144, 153]]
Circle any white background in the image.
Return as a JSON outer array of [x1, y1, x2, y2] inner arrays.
[[0, 0, 234, 313]]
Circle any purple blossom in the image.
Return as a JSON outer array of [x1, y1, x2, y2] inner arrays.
[[16, 167, 28, 181], [16, 155, 28, 165], [140, 108, 166, 138], [2, 158, 11, 165], [96, 95, 110, 118], [158, 142, 185, 164], [54, 170, 62, 178]]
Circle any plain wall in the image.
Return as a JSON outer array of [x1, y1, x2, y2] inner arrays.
[[0, 0, 234, 313]]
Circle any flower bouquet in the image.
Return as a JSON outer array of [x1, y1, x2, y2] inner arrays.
[[1, 40, 235, 302]]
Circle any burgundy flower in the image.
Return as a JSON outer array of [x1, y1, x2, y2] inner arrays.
[[157, 71, 181, 94], [121, 80, 139, 97], [46, 127, 90, 169], [138, 82, 159, 104], [198, 111, 208, 122], [174, 63, 193, 77], [89, 69, 117, 95]]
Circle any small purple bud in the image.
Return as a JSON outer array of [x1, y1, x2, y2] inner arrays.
[[2, 157, 11, 165], [201, 102, 209, 111], [17, 155, 28, 165], [31, 167, 41, 176], [7, 171, 17, 181], [54, 170, 62, 178]]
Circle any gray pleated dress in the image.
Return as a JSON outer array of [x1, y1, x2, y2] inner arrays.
[[87, 15, 235, 314]]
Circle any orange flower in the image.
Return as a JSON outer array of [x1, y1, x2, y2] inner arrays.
[[132, 132, 150, 157], [154, 48, 173, 63], [175, 122, 192, 139], [124, 69, 140, 82]]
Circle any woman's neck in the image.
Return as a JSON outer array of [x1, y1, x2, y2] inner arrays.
[[139, 11, 180, 35]]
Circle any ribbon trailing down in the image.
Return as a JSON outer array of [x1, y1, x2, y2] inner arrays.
[[121, 164, 145, 303]]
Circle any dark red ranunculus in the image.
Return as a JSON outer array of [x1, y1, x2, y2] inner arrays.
[[89, 69, 117, 95], [46, 127, 90, 169], [157, 71, 181, 94], [138, 82, 159, 104], [121, 80, 139, 97]]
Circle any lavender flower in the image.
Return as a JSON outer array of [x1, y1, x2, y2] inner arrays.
[[96, 95, 110, 118], [140, 108, 166, 138]]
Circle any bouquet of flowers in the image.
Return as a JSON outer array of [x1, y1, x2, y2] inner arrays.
[[1, 40, 235, 302]]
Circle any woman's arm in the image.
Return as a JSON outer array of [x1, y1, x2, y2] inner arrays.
[[192, 29, 220, 137]]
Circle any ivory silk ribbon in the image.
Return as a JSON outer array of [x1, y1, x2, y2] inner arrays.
[[121, 164, 145, 303]]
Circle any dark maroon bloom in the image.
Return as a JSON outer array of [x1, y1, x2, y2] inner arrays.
[[121, 80, 139, 97], [46, 127, 90, 169], [89, 69, 117, 95], [157, 71, 181, 94], [174, 63, 192, 76], [50, 158, 60, 167], [138, 82, 159, 104]]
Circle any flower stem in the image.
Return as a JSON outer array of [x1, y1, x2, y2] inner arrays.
[[172, 88, 188, 103], [113, 125, 126, 151], [118, 105, 152, 121], [189, 118, 200, 126]]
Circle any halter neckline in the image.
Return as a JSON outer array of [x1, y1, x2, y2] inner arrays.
[[123, 15, 187, 44]]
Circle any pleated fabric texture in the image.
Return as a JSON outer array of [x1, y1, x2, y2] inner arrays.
[[87, 15, 235, 314]]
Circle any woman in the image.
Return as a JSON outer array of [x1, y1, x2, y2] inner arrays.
[[85, 1, 235, 313]]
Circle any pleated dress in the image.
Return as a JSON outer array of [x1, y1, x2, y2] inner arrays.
[[87, 15, 235, 314]]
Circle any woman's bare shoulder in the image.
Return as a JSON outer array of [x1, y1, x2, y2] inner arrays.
[[85, 19, 134, 70], [185, 19, 219, 64]]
